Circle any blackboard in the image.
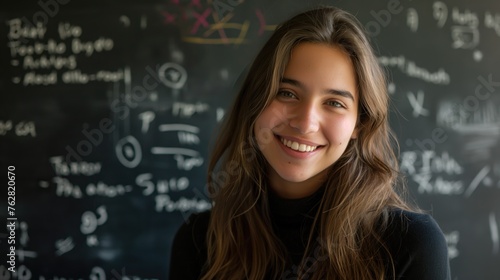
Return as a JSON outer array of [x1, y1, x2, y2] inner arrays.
[[0, 0, 499, 279]]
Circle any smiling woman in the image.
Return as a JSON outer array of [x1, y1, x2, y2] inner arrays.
[[170, 6, 451, 280], [254, 43, 359, 199]]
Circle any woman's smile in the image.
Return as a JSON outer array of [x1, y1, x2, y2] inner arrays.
[[278, 135, 320, 152]]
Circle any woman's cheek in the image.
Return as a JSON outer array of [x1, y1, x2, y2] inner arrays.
[[257, 127, 275, 147], [328, 117, 357, 144]]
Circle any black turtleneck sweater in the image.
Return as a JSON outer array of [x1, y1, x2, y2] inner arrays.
[[169, 189, 451, 280]]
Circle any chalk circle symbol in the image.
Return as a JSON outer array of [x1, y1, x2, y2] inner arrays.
[[116, 135, 142, 168], [158, 62, 187, 89]]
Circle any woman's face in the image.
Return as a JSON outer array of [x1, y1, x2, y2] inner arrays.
[[254, 42, 359, 199]]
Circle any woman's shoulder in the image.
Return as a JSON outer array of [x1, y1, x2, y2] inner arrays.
[[385, 209, 446, 244], [169, 210, 211, 280], [178, 210, 211, 230], [173, 210, 211, 248], [383, 208, 451, 279]]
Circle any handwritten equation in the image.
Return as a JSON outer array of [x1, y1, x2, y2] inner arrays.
[[6, 19, 123, 86], [400, 150, 500, 196], [431, 1, 500, 51], [0, 120, 36, 137], [399, 2, 500, 59], [0, 215, 158, 280]]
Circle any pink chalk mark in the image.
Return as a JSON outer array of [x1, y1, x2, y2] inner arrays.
[[161, 11, 176, 24], [255, 9, 266, 36], [216, 26, 228, 42], [190, 8, 211, 34], [190, 0, 202, 9], [212, 11, 229, 42]]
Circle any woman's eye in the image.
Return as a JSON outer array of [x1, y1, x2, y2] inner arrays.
[[326, 100, 345, 108], [277, 90, 296, 99]]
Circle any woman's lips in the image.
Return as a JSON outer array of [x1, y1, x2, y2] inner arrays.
[[280, 137, 318, 152]]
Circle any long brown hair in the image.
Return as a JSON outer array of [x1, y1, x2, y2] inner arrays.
[[203, 6, 414, 280]]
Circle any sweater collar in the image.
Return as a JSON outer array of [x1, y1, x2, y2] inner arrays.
[[268, 186, 325, 220]]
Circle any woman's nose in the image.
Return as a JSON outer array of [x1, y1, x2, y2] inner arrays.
[[288, 103, 320, 134]]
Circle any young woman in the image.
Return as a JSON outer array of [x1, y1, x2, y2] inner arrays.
[[170, 6, 451, 280]]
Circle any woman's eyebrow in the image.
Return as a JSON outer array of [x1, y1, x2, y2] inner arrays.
[[281, 77, 355, 101]]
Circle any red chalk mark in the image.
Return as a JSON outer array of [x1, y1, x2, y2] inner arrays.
[[161, 11, 176, 24], [190, 8, 211, 34], [255, 9, 266, 36], [190, 0, 202, 9]]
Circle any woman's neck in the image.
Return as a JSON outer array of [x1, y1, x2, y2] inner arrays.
[[268, 168, 328, 199]]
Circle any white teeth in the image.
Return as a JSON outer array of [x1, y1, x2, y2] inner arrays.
[[280, 137, 317, 152], [299, 144, 307, 152]]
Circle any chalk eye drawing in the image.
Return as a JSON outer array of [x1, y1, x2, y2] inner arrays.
[[158, 62, 187, 89], [115, 135, 142, 168]]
